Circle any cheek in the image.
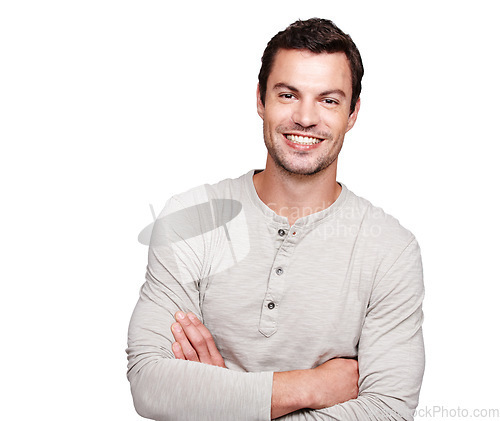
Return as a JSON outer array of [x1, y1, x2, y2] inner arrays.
[[265, 104, 291, 123], [324, 113, 350, 133]]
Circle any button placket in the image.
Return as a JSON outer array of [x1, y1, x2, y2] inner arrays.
[[259, 226, 299, 338]]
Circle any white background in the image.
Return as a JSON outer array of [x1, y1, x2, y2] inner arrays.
[[1, 1, 499, 420]]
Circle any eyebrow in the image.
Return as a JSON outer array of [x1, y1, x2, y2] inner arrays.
[[320, 89, 346, 98], [273, 83, 299, 92], [273, 83, 346, 98]]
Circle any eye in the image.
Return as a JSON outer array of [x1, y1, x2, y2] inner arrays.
[[279, 93, 296, 100], [323, 98, 340, 105]]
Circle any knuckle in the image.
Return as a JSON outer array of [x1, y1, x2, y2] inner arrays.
[[192, 337, 205, 348], [204, 335, 215, 344]]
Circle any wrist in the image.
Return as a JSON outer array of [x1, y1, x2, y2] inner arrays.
[[271, 369, 313, 418], [294, 369, 315, 408]]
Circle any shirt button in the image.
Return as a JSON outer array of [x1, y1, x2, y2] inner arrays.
[[268, 302, 275, 309], [278, 229, 286, 237], [275, 267, 283, 276]]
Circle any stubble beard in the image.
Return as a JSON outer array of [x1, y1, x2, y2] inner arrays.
[[263, 124, 342, 177]]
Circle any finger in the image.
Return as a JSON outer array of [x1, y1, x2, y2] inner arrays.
[[186, 313, 226, 368], [172, 342, 186, 360], [175, 312, 213, 363], [171, 321, 200, 362]]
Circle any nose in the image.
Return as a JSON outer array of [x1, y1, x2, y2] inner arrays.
[[292, 100, 320, 128]]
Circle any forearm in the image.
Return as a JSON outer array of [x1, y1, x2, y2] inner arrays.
[[273, 394, 413, 421], [128, 357, 273, 421], [271, 358, 359, 419], [130, 349, 349, 421]]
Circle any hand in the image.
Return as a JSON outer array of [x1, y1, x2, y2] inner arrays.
[[170, 311, 226, 368], [308, 358, 359, 409]]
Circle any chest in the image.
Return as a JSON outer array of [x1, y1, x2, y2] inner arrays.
[[200, 230, 373, 371]]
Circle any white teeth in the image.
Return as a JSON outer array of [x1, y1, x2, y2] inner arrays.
[[286, 134, 322, 145]]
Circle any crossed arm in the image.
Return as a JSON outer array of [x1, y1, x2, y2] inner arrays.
[[170, 311, 359, 419], [128, 225, 424, 420]]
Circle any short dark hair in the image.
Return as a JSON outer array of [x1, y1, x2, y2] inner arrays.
[[258, 18, 364, 114]]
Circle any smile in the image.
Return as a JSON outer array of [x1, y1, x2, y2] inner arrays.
[[285, 134, 323, 145]]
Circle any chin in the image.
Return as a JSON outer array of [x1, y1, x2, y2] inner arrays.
[[276, 160, 330, 176]]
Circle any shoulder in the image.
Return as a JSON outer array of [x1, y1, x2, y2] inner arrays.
[[342, 185, 416, 250], [340, 185, 422, 284]]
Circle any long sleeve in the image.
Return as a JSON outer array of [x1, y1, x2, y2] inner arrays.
[[126, 196, 273, 421], [275, 238, 425, 421]]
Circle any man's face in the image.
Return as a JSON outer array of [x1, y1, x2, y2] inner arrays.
[[257, 49, 360, 176]]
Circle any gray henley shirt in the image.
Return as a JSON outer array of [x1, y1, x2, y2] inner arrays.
[[126, 170, 425, 420]]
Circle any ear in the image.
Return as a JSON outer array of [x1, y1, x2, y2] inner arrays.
[[346, 98, 361, 133], [256, 84, 265, 120]]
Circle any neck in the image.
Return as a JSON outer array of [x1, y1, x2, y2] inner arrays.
[[253, 156, 342, 226]]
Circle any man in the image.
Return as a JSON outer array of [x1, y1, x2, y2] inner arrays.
[[127, 18, 424, 420]]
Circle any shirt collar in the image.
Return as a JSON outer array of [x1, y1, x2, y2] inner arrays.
[[243, 169, 350, 228]]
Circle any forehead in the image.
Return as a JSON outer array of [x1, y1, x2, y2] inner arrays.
[[268, 49, 352, 96]]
